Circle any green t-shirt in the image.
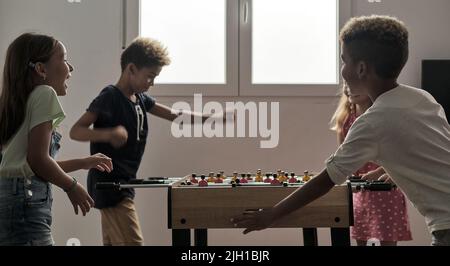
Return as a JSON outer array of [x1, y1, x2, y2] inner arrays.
[[0, 85, 65, 178]]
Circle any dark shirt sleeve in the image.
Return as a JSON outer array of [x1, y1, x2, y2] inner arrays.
[[142, 94, 156, 112], [87, 88, 114, 118]]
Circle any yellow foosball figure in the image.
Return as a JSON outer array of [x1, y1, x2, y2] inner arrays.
[[255, 169, 263, 182], [302, 170, 311, 182], [277, 169, 282, 181], [208, 172, 215, 183], [232, 172, 238, 182]]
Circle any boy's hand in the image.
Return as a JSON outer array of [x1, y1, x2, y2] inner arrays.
[[378, 173, 395, 185], [231, 208, 276, 234], [109, 126, 128, 148], [66, 184, 95, 216], [83, 153, 113, 172]]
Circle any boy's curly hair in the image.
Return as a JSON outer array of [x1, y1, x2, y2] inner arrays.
[[340, 15, 409, 79], [121, 37, 171, 71]]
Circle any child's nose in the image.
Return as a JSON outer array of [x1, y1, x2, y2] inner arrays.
[[68, 62, 74, 72]]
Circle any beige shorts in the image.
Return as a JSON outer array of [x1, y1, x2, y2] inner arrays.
[[100, 197, 144, 246]]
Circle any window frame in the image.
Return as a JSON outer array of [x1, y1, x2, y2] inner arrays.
[[125, 0, 352, 97]]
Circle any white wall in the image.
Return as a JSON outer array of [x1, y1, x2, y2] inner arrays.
[[2, 0, 449, 246]]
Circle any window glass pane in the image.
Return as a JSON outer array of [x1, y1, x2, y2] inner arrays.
[[140, 0, 226, 84], [252, 0, 338, 84]]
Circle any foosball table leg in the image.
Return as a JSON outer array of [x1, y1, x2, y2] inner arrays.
[[330, 228, 351, 246], [172, 229, 191, 246], [303, 228, 318, 246], [194, 229, 208, 246]]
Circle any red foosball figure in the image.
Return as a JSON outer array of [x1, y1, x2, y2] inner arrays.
[[190, 173, 199, 184], [240, 173, 248, 183], [246, 173, 253, 181], [289, 172, 298, 183], [215, 173, 223, 183], [264, 173, 272, 183], [271, 173, 281, 185], [199, 175, 208, 187]]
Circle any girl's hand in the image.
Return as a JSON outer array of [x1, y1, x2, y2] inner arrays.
[[109, 126, 128, 148], [361, 169, 383, 181], [378, 173, 395, 185], [83, 153, 113, 172], [66, 184, 95, 216]]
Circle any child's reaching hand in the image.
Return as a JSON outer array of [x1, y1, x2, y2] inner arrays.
[[378, 173, 395, 185], [82, 153, 113, 172], [361, 167, 385, 181]]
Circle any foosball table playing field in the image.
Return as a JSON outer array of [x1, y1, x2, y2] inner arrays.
[[96, 170, 397, 246]]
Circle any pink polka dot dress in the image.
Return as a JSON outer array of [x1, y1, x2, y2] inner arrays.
[[343, 111, 412, 242]]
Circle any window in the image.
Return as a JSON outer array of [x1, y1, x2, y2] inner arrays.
[[125, 0, 350, 96]]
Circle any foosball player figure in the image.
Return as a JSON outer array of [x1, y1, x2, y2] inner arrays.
[[220, 170, 226, 179], [289, 172, 298, 183], [190, 173, 199, 184], [240, 173, 248, 183], [246, 173, 253, 181], [232, 172, 238, 182], [277, 169, 282, 180], [271, 173, 281, 185], [255, 169, 263, 182], [215, 173, 223, 183], [302, 170, 311, 182], [208, 172, 215, 183], [199, 174, 208, 187], [264, 173, 272, 183], [283, 172, 289, 182]]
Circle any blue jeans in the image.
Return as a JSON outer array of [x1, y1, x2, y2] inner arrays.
[[431, 229, 450, 246], [0, 131, 60, 246], [0, 176, 53, 246]]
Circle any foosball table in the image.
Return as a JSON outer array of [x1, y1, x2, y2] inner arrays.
[[97, 170, 396, 246]]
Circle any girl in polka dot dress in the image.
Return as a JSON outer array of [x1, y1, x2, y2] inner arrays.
[[331, 83, 412, 246]]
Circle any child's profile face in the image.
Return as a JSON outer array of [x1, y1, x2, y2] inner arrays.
[[343, 82, 370, 105], [44, 41, 74, 96], [340, 43, 367, 98], [131, 65, 162, 93]]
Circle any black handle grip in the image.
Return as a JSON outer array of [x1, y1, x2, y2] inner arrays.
[[95, 182, 120, 190]]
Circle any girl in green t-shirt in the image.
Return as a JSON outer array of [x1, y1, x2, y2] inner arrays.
[[0, 33, 113, 246]]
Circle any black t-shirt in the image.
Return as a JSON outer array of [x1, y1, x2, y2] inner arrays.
[[86, 85, 156, 209]]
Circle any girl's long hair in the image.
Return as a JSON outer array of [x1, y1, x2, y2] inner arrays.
[[330, 83, 353, 135], [0, 33, 58, 145]]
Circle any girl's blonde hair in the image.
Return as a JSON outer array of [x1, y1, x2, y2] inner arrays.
[[330, 83, 353, 133]]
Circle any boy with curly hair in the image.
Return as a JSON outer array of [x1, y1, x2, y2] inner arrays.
[[233, 15, 450, 246]]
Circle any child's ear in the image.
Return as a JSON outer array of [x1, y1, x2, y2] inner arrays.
[[357, 61, 367, 79], [34, 62, 47, 80], [128, 63, 137, 75]]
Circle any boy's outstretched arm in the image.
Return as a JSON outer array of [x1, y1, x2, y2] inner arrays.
[[70, 111, 128, 148], [149, 103, 211, 123], [232, 169, 336, 234]]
